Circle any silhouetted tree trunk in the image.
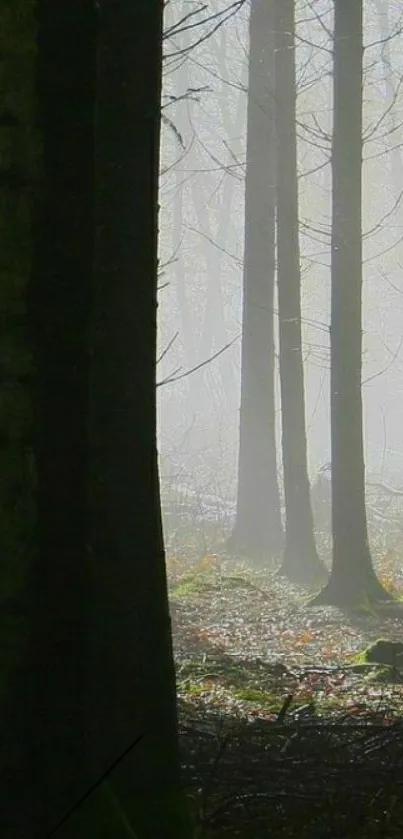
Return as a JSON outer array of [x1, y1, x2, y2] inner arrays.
[[0, 1, 36, 630], [274, 0, 326, 586], [228, 0, 283, 561], [6, 3, 97, 836], [88, 2, 192, 837], [0, 2, 37, 834], [311, 0, 389, 608]]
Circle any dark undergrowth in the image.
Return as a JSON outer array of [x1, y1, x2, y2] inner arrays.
[[170, 553, 403, 837], [179, 701, 403, 838]]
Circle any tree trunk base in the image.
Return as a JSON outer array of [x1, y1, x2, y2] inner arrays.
[[309, 573, 393, 610]]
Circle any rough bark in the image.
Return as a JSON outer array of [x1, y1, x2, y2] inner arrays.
[[228, 0, 283, 562], [274, 0, 326, 586], [311, 0, 390, 609], [88, 2, 191, 837]]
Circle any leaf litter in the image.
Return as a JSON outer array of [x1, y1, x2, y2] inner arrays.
[[163, 485, 403, 832], [169, 553, 403, 720], [170, 552, 403, 837]]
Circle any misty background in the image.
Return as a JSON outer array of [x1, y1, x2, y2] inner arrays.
[[157, 0, 403, 536]]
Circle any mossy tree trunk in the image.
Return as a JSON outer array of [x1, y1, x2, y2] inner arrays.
[[87, 2, 192, 837], [311, 0, 390, 609], [228, 0, 284, 563], [274, 0, 326, 587]]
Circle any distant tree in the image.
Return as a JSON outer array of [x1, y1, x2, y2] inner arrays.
[[311, 463, 332, 536], [228, 0, 283, 561], [312, 0, 390, 608], [88, 2, 192, 837], [274, 0, 326, 586]]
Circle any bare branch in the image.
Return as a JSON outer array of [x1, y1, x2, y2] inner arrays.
[[157, 336, 239, 387]]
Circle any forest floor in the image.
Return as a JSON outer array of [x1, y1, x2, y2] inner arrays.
[[169, 549, 403, 719], [168, 546, 403, 837]]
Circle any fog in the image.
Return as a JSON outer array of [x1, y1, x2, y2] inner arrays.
[[158, 0, 403, 538]]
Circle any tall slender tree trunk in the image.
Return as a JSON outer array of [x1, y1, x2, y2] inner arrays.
[[164, 15, 200, 415], [7, 3, 97, 836], [312, 0, 389, 608], [172, 169, 200, 414], [193, 177, 236, 406], [274, 0, 326, 586], [228, 0, 283, 561], [88, 2, 191, 837]]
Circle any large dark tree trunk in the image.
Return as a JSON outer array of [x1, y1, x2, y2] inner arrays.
[[0, 2, 37, 834], [274, 0, 326, 587], [0, 1, 36, 625], [6, 3, 97, 836], [311, 0, 389, 608], [228, 0, 283, 562], [88, 2, 191, 837]]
